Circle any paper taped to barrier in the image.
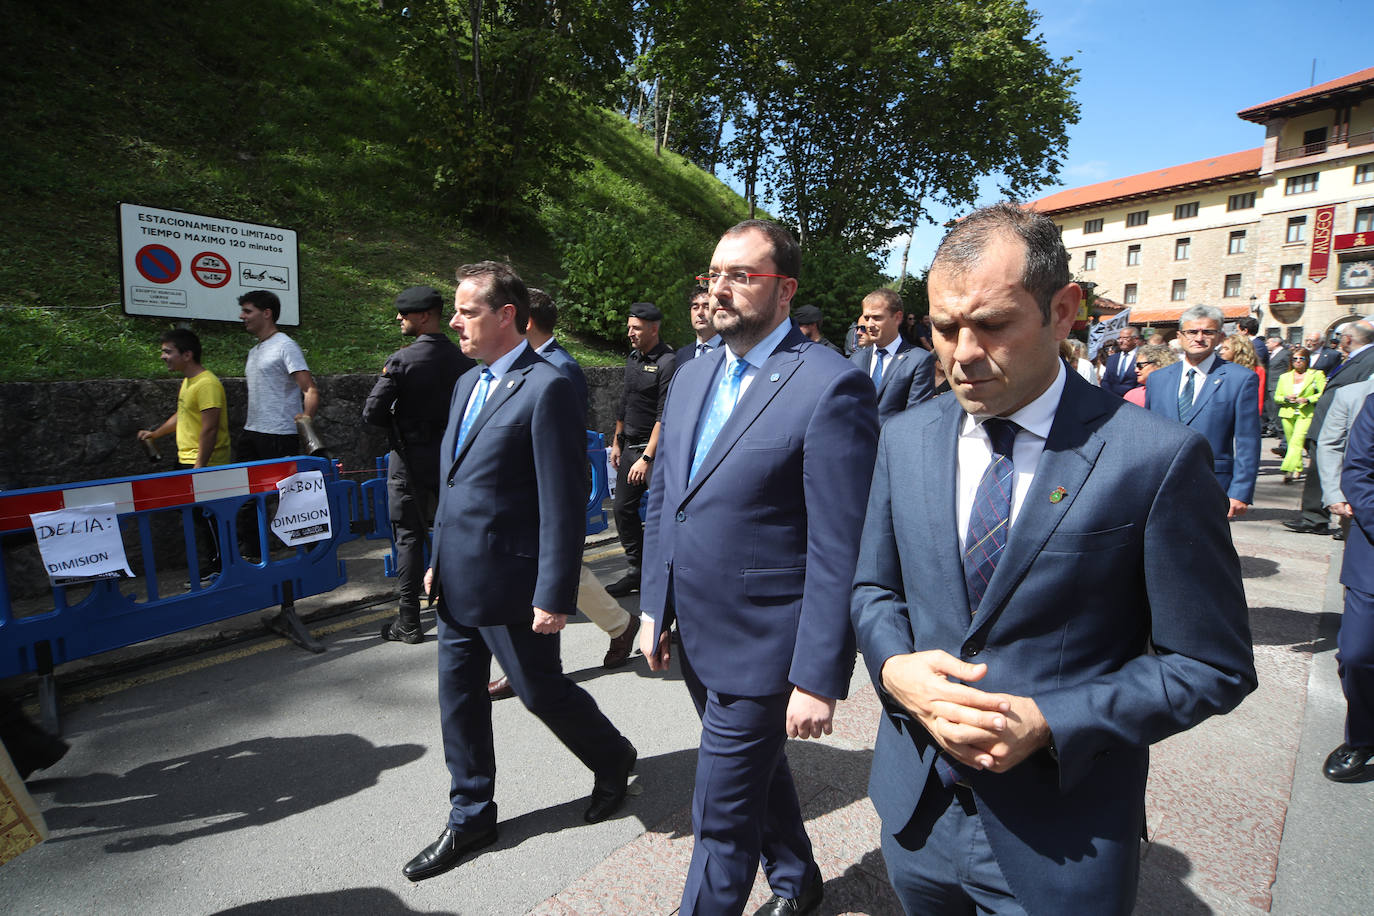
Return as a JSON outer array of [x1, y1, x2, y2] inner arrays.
[[30, 503, 134, 586], [605, 448, 617, 498], [272, 470, 332, 546]]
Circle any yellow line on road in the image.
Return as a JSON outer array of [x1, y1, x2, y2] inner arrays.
[[583, 545, 625, 562]]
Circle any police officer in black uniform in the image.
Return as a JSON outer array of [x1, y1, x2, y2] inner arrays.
[[363, 285, 475, 643], [607, 302, 676, 596], [793, 304, 842, 353]]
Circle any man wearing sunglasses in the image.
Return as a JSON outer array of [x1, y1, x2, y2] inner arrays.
[[1145, 304, 1261, 518]]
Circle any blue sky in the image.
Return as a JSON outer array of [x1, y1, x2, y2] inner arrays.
[[724, 0, 1371, 278], [889, 0, 1372, 275]]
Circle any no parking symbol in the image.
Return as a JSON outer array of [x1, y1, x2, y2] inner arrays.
[[135, 244, 181, 284], [190, 251, 231, 288]]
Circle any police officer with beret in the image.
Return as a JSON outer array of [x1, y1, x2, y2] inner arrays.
[[793, 304, 842, 353], [607, 302, 676, 596], [364, 285, 475, 643]]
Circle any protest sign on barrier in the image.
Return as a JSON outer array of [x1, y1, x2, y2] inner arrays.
[[30, 503, 134, 587], [271, 470, 332, 546]]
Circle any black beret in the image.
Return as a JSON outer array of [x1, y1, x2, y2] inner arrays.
[[394, 285, 444, 314], [629, 302, 663, 322], [793, 305, 823, 325]]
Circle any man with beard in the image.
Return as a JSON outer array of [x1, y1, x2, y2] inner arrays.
[[640, 220, 879, 914]]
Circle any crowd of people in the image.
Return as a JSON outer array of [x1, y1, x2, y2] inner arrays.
[[6, 201, 1374, 913]]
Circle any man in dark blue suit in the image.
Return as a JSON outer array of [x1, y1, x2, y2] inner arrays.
[[679, 283, 722, 362], [1326, 390, 1374, 781], [850, 288, 935, 424], [402, 261, 636, 882], [852, 204, 1255, 914], [1145, 304, 1261, 518], [640, 220, 879, 915], [1100, 326, 1140, 396]]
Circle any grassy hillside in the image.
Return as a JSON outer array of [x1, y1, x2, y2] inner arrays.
[[0, 0, 751, 383]]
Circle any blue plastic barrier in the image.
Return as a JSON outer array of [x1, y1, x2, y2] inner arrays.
[[0, 458, 358, 704], [586, 430, 610, 536]]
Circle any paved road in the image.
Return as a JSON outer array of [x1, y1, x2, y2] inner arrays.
[[2, 448, 1370, 914]]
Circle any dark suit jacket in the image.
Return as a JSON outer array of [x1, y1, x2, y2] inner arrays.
[[431, 346, 584, 627], [538, 338, 589, 417], [678, 336, 722, 364], [852, 372, 1256, 914], [850, 339, 935, 424], [642, 328, 879, 700], [1144, 359, 1261, 504], [1265, 345, 1291, 395], [1309, 345, 1374, 444], [1101, 349, 1138, 397], [1311, 345, 1341, 374], [1341, 392, 1374, 595]]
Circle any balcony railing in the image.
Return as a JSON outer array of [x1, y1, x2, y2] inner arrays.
[[1348, 129, 1374, 149], [1276, 139, 1329, 161]]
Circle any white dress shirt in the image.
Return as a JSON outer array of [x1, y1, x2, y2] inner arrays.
[[1177, 352, 1217, 405], [956, 361, 1066, 541]]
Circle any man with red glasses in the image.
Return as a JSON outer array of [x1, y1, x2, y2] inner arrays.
[[1145, 304, 1260, 518], [641, 220, 879, 915]]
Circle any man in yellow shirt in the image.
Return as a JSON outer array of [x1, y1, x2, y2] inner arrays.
[[139, 329, 231, 468], [137, 329, 231, 578]]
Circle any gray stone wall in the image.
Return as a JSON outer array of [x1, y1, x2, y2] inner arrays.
[[0, 369, 624, 493]]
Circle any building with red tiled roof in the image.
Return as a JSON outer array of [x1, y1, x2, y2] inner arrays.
[[1030, 66, 1374, 340]]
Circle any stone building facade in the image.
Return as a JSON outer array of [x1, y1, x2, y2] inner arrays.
[[1033, 66, 1374, 341]]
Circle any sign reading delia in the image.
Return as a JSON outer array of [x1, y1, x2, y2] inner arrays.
[[118, 203, 301, 325], [29, 503, 134, 587], [271, 471, 332, 546]]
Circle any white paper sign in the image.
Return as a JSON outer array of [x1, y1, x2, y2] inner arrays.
[[604, 448, 617, 499], [30, 503, 134, 586], [272, 471, 332, 546]]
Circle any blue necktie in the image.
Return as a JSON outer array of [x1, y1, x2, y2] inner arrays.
[[963, 418, 1018, 615], [1178, 368, 1196, 420], [872, 348, 887, 387], [690, 358, 748, 481], [697, 343, 710, 358], [455, 368, 494, 455]]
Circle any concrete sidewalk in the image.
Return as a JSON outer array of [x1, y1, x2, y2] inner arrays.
[[3, 449, 1370, 915]]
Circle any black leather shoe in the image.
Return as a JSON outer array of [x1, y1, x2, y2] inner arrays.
[[603, 615, 641, 668], [1283, 520, 1328, 534], [754, 870, 824, 915], [1333, 528, 1346, 541], [606, 572, 640, 597], [381, 619, 423, 644], [1323, 744, 1374, 782], [402, 826, 498, 881], [585, 741, 637, 823]]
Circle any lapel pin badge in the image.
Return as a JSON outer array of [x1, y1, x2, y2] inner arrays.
[[769, 372, 780, 382], [506, 380, 515, 389], [1049, 486, 1067, 503]]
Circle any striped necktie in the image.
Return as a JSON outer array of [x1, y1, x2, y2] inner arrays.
[[962, 418, 1018, 615]]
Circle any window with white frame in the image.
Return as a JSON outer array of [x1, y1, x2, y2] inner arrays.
[[1126, 244, 1141, 266], [1228, 192, 1256, 211], [1174, 201, 1199, 219], [1279, 264, 1303, 288], [1083, 218, 1103, 234], [1224, 274, 1242, 298], [1174, 238, 1190, 260], [1356, 207, 1374, 233], [1284, 173, 1318, 195], [1228, 230, 1246, 254], [1126, 210, 1149, 227], [1083, 250, 1097, 270], [1171, 279, 1187, 301], [1124, 283, 1138, 304], [1286, 216, 1307, 243], [1356, 163, 1374, 185]]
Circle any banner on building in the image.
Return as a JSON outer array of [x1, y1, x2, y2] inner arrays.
[[30, 503, 134, 587], [1309, 205, 1336, 282]]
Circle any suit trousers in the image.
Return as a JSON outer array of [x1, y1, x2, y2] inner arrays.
[[387, 453, 438, 623], [1339, 585, 1374, 747], [1300, 446, 1331, 527], [613, 444, 648, 572], [678, 646, 813, 915], [880, 773, 1026, 916], [435, 611, 629, 832]]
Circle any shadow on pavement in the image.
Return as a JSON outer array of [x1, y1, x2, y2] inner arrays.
[[212, 888, 455, 915], [36, 734, 423, 852], [1136, 841, 1213, 914], [1249, 605, 1339, 654]]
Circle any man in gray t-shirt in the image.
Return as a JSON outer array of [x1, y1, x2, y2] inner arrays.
[[236, 289, 320, 461]]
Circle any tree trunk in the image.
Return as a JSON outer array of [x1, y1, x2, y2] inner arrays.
[[469, 0, 483, 111], [710, 103, 726, 175], [897, 193, 923, 280], [660, 89, 674, 155], [652, 76, 662, 155]]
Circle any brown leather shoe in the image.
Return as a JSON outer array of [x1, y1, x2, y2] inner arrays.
[[487, 675, 514, 700], [603, 615, 641, 669]]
